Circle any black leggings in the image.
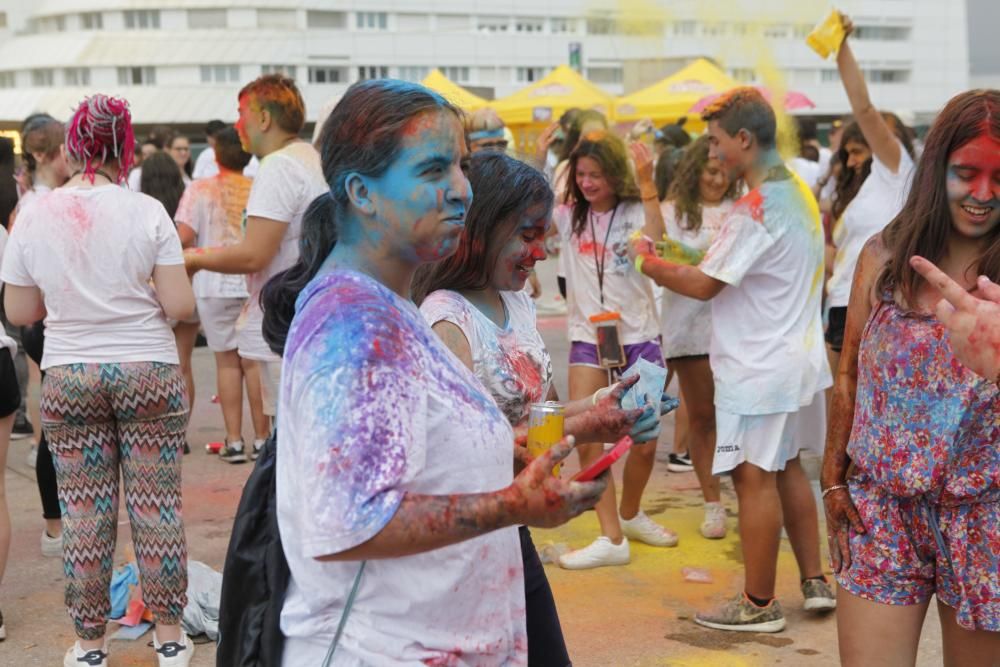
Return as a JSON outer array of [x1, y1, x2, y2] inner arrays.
[[520, 526, 571, 666], [21, 321, 60, 520]]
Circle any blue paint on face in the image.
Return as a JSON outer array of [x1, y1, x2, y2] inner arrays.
[[364, 110, 473, 263]]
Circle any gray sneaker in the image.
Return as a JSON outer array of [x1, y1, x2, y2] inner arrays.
[[802, 578, 837, 611], [695, 593, 786, 633]]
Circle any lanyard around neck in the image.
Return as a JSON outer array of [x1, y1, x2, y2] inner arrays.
[[588, 204, 618, 308]]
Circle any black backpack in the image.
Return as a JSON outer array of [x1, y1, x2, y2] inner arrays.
[[216, 432, 288, 667]]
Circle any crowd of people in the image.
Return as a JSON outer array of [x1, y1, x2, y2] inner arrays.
[[0, 12, 995, 667]]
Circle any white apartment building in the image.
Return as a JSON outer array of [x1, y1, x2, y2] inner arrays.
[[0, 1, 972, 131]]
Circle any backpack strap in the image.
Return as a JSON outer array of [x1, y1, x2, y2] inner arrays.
[[321, 560, 367, 666]]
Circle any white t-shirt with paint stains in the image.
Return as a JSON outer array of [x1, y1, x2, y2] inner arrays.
[[553, 201, 659, 346], [420, 288, 553, 426], [1, 185, 184, 369], [237, 140, 327, 361], [700, 173, 832, 415], [175, 171, 251, 299]]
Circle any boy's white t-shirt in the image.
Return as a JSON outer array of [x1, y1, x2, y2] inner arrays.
[[700, 171, 832, 416], [553, 201, 659, 346], [421, 289, 553, 426], [175, 172, 251, 299], [826, 143, 914, 308], [277, 270, 526, 665], [1, 185, 184, 369], [659, 200, 733, 359], [237, 140, 327, 362]]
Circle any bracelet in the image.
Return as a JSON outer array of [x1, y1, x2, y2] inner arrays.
[[634, 254, 647, 274], [821, 484, 849, 498]]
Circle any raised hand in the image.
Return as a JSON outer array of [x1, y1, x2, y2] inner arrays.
[[911, 255, 1000, 381]]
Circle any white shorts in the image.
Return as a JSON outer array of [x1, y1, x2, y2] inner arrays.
[[712, 391, 826, 475], [197, 297, 245, 352]]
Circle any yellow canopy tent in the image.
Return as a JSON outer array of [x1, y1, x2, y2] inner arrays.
[[491, 65, 615, 127], [614, 58, 738, 127], [421, 69, 488, 111]]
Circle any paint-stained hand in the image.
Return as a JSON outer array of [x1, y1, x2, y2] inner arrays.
[[911, 255, 1000, 381], [839, 13, 854, 38], [824, 487, 865, 573], [627, 231, 656, 263], [567, 375, 648, 443], [505, 436, 609, 528], [628, 141, 655, 186], [533, 122, 560, 165]]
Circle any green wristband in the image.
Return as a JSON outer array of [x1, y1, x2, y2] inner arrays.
[[635, 254, 647, 274]]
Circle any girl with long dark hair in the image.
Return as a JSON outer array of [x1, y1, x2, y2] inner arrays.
[[260, 80, 608, 665], [822, 88, 1000, 664], [413, 151, 664, 665]]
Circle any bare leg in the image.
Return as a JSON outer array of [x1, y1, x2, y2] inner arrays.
[[173, 321, 200, 409], [242, 358, 271, 440], [938, 599, 1000, 667], [836, 589, 927, 666], [214, 350, 244, 443], [568, 365, 622, 543], [730, 462, 781, 599], [0, 413, 14, 586], [619, 439, 656, 519], [672, 357, 720, 503], [672, 393, 689, 456], [776, 455, 824, 579]]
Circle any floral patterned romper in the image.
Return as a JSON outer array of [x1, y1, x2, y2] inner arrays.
[[837, 293, 1000, 631]]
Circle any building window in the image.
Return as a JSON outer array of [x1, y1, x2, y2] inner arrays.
[[307, 10, 345, 29], [732, 22, 750, 36], [30, 69, 54, 87], [854, 25, 910, 41], [587, 17, 615, 35], [515, 18, 544, 33], [550, 18, 575, 34], [257, 9, 297, 29], [0, 12, 6, 29], [477, 16, 509, 33], [81, 12, 102, 29], [729, 68, 756, 83], [0, 72, 13, 89], [201, 65, 241, 83], [586, 67, 623, 85], [398, 66, 429, 82], [440, 66, 470, 83], [793, 24, 813, 39], [34, 16, 66, 33], [262, 65, 297, 78], [396, 13, 428, 31], [516, 67, 547, 83], [673, 20, 695, 36], [308, 66, 344, 84], [821, 69, 840, 83], [188, 9, 227, 29], [702, 23, 726, 38], [64, 67, 91, 85], [762, 24, 789, 39], [866, 68, 910, 83], [356, 11, 387, 30], [124, 10, 160, 29], [117, 66, 156, 85], [357, 66, 389, 81]]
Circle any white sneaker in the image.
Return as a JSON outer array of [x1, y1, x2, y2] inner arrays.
[[700, 502, 728, 539], [64, 641, 108, 667], [154, 631, 194, 667], [558, 536, 630, 570], [620, 510, 678, 547], [41, 530, 62, 557]]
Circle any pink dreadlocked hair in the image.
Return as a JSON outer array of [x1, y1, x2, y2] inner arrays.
[[66, 94, 135, 183]]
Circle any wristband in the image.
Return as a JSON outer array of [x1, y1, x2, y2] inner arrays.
[[635, 254, 646, 274], [821, 484, 848, 499]]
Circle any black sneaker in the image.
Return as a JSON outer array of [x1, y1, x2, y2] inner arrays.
[[0, 607, 6, 641], [218, 440, 247, 464], [11, 414, 33, 440], [667, 452, 694, 473]]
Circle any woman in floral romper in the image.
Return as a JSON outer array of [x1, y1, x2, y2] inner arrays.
[[822, 89, 1000, 666]]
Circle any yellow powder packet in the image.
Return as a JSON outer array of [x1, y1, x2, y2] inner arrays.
[[806, 10, 846, 59]]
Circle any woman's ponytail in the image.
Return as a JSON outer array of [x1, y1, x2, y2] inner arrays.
[[260, 192, 337, 355]]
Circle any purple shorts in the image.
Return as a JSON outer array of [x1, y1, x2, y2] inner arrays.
[[569, 340, 665, 372]]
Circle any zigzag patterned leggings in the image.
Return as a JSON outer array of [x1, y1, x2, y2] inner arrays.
[[41, 362, 190, 640]]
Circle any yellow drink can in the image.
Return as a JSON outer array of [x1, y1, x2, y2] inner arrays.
[[527, 402, 565, 476]]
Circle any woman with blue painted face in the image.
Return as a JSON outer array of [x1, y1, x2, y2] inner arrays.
[[261, 80, 610, 665]]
